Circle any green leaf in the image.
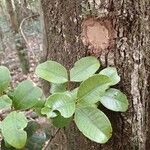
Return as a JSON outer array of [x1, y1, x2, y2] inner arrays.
[[1, 112, 28, 149], [1, 140, 16, 150], [35, 61, 68, 83], [70, 56, 100, 82], [45, 93, 75, 118], [0, 66, 11, 93], [0, 95, 12, 110], [25, 132, 47, 150], [25, 121, 40, 138], [41, 107, 57, 118], [70, 88, 78, 100], [33, 99, 45, 115], [74, 107, 112, 143], [50, 83, 67, 94], [77, 75, 111, 104], [100, 88, 128, 112], [24, 122, 46, 150], [1, 141, 14, 150], [13, 80, 43, 110], [64, 88, 78, 101], [77, 101, 97, 108], [52, 113, 72, 128], [99, 67, 120, 85]]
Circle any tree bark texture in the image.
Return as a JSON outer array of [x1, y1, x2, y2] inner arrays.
[[41, 0, 150, 150]]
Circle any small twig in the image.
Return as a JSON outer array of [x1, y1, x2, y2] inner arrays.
[[19, 14, 40, 62], [42, 128, 61, 150], [0, 109, 11, 121]]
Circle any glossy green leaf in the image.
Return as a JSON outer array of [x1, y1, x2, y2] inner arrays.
[[35, 61, 68, 83], [100, 88, 128, 112], [75, 107, 112, 143], [77, 75, 111, 104], [41, 107, 57, 118], [0, 66, 11, 93], [99, 67, 120, 85], [1, 112, 28, 149], [0, 95, 12, 110], [45, 93, 75, 118], [70, 56, 100, 82], [13, 80, 43, 110], [50, 83, 67, 94], [52, 113, 72, 128]]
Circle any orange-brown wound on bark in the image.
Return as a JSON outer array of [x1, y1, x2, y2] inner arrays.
[[81, 18, 115, 54]]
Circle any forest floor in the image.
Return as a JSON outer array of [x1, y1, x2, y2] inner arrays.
[[1, 35, 41, 87], [0, 18, 42, 88]]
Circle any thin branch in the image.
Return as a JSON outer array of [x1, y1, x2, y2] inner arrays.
[[19, 14, 40, 62], [42, 128, 61, 150]]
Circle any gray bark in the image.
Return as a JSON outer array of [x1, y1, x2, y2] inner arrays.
[[41, 0, 150, 149]]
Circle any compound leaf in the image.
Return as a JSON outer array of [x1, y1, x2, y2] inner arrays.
[[77, 75, 111, 104], [35, 61, 68, 84], [1, 112, 28, 149], [0, 95, 12, 110], [50, 83, 67, 94], [100, 88, 128, 112], [45, 93, 75, 118], [13, 80, 43, 110], [75, 107, 112, 143], [52, 113, 72, 128], [0, 66, 11, 93], [70, 56, 100, 82], [99, 67, 120, 85]]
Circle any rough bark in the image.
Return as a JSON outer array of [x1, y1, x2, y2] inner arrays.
[[41, 0, 150, 150]]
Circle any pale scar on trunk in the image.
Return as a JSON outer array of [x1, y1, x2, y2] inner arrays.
[[81, 17, 116, 56]]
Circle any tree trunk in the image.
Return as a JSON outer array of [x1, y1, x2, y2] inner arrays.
[[0, 27, 5, 64], [5, 0, 18, 33], [41, 0, 150, 150], [14, 0, 32, 24], [22, 0, 27, 8], [6, 0, 30, 74], [0, 27, 5, 52]]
